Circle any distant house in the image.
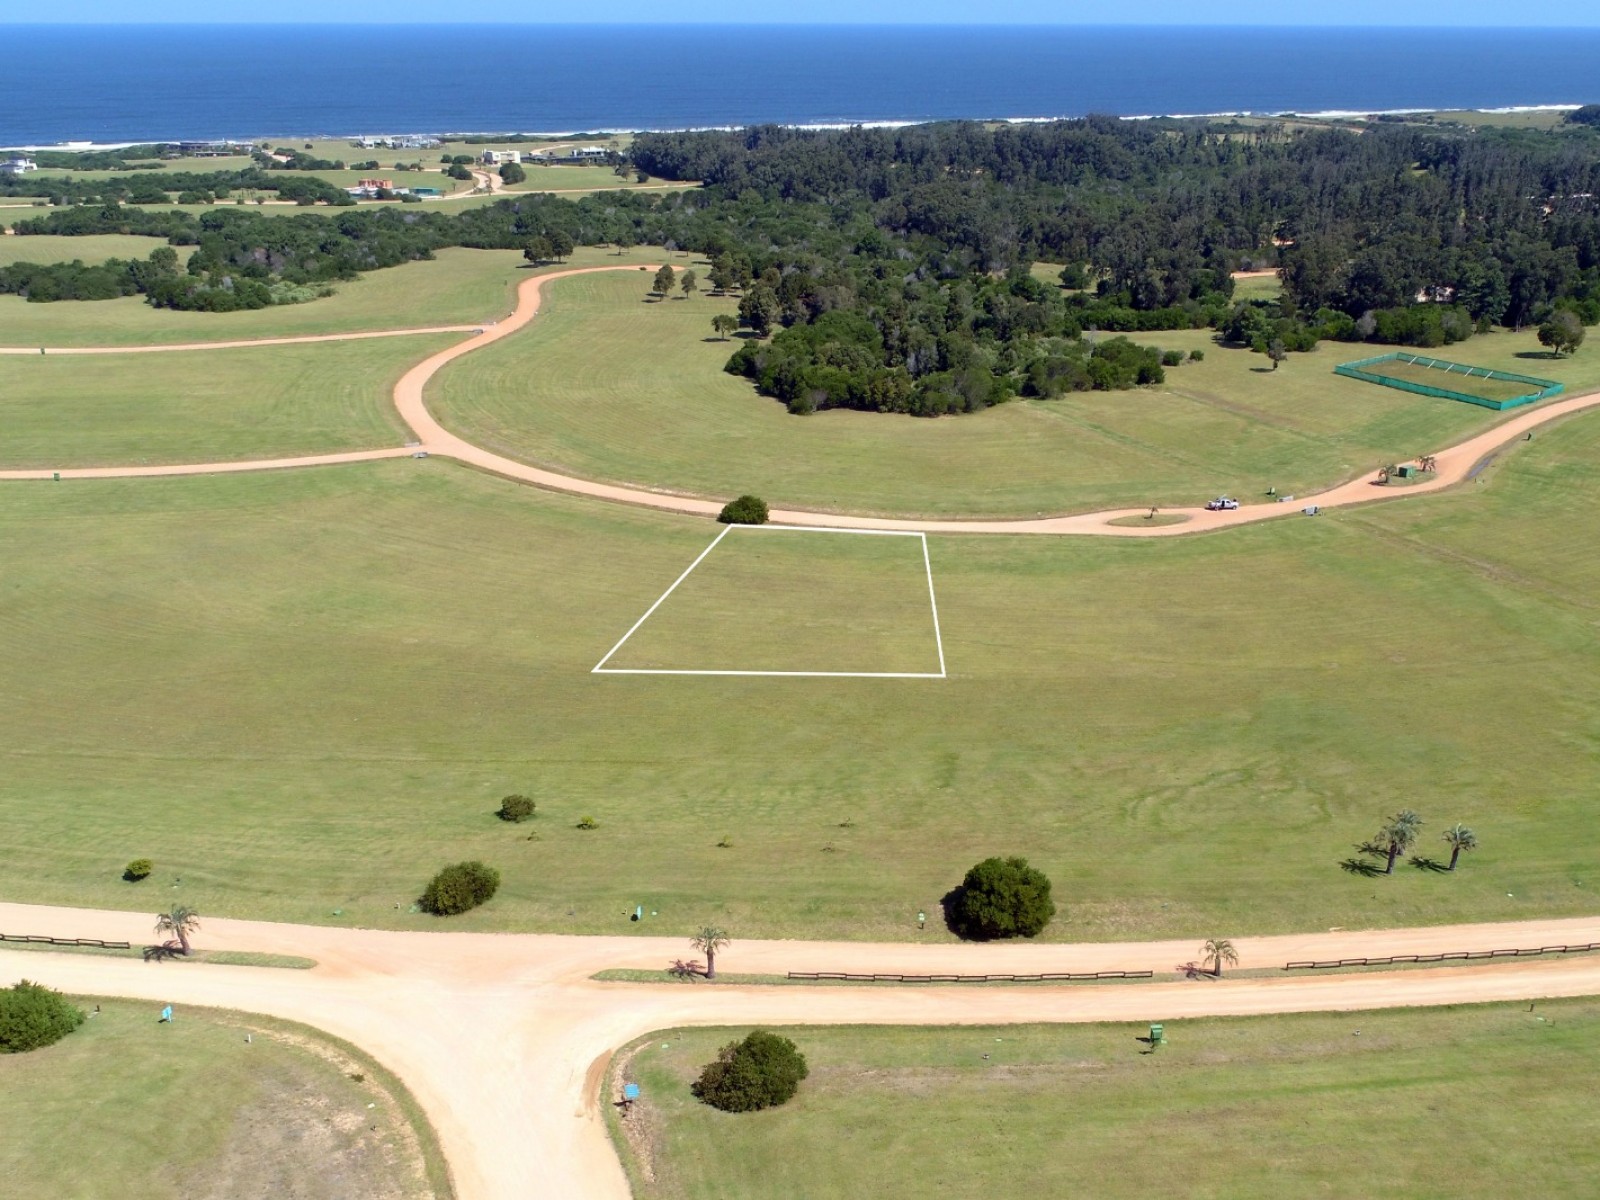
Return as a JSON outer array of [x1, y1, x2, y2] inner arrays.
[[356, 178, 393, 191], [178, 140, 245, 157], [521, 151, 551, 163], [0, 155, 38, 175], [409, 187, 443, 198], [480, 150, 520, 165], [565, 146, 610, 161]]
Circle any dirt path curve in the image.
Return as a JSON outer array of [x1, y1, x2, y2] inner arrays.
[[0, 324, 483, 356], [6, 901, 1600, 1200], [7, 262, 1600, 538]]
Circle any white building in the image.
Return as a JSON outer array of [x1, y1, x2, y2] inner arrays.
[[480, 150, 520, 165], [1, 156, 39, 175]]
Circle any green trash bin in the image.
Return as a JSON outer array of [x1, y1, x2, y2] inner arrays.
[[1396, 465, 1416, 479], [1149, 1023, 1165, 1046]]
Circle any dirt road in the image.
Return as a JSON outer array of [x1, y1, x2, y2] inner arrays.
[[5, 901, 1600, 1199]]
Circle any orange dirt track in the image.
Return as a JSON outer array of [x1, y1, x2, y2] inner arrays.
[[5, 903, 1600, 1199], [4, 264, 1599, 537]]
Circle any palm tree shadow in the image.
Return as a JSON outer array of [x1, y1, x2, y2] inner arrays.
[[141, 941, 186, 962], [1409, 856, 1450, 873], [1340, 857, 1384, 877]]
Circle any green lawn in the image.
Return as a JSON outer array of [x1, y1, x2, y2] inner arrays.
[[1, 423, 1598, 939], [0, 233, 193, 267], [428, 269, 1598, 519], [1231, 271, 1283, 302], [1358, 357, 1549, 405], [602, 528, 942, 675], [612, 1000, 1600, 1200], [0, 246, 673, 347], [0, 997, 446, 1199], [0, 335, 452, 467]]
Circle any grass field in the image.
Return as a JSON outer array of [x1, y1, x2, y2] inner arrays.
[[600, 528, 943, 676], [611, 999, 1600, 1199], [1, 415, 1598, 938], [429, 269, 1600, 518], [0, 335, 450, 467], [1231, 271, 1283, 302], [0, 233, 193, 267], [0, 997, 446, 1199], [0, 246, 674, 347], [1355, 357, 1548, 405]]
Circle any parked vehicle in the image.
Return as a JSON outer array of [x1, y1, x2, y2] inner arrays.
[[1204, 497, 1240, 511]]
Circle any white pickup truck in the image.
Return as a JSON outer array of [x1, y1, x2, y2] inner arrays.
[[1204, 497, 1240, 511]]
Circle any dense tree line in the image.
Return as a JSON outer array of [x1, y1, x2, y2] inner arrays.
[[0, 165, 353, 207]]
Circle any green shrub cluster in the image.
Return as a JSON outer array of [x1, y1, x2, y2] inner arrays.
[[691, 1030, 809, 1112], [0, 981, 85, 1054], [419, 861, 500, 916], [123, 858, 153, 882], [717, 495, 769, 525], [497, 794, 535, 823], [950, 856, 1056, 940]]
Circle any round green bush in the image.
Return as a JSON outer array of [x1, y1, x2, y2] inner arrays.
[[497, 795, 535, 823], [949, 856, 1056, 940], [0, 980, 85, 1054], [123, 858, 153, 882], [691, 1030, 809, 1112], [419, 861, 501, 916], [717, 495, 769, 525]]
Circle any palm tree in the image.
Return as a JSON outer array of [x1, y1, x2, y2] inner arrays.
[[1201, 938, 1239, 978], [690, 926, 730, 979], [1379, 810, 1423, 874], [154, 905, 201, 956], [1443, 824, 1479, 871]]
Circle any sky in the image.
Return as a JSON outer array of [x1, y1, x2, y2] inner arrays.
[[7, 2, 1600, 25]]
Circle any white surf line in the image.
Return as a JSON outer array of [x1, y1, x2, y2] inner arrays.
[[591, 524, 733, 673]]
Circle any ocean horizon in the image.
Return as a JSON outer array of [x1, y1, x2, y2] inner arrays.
[[3, 24, 1599, 146]]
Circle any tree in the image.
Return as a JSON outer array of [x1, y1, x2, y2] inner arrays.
[[737, 284, 779, 337], [1443, 823, 1479, 871], [0, 980, 85, 1054], [498, 161, 526, 185], [692, 1030, 808, 1112], [497, 795, 535, 823], [718, 494, 768, 525], [1537, 309, 1585, 357], [690, 926, 730, 978], [154, 905, 200, 956], [1377, 810, 1423, 874], [711, 313, 738, 340], [1201, 938, 1239, 977], [652, 264, 675, 300], [523, 236, 554, 266], [680, 269, 697, 298], [614, 228, 636, 256], [547, 230, 574, 262], [949, 856, 1056, 940], [420, 861, 500, 915], [1267, 338, 1288, 370], [123, 858, 153, 882]]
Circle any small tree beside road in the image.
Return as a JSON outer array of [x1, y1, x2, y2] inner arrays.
[[692, 1030, 808, 1112], [690, 926, 730, 978], [1538, 310, 1585, 357], [718, 494, 769, 525], [949, 857, 1056, 940], [154, 905, 200, 956], [1201, 938, 1239, 977], [652, 264, 676, 300]]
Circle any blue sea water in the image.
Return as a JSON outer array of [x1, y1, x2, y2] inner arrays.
[[4, 24, 1600, 145]]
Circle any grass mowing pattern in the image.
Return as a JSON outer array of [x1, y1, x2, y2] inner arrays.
[[611, 1000, 1600, 1199], [600, 528, 942, 676], [0, 335, 452, 467], [429, 270, 1600, 518], [0, 998, 443, 1199], [0, 233, 196, 268], [1, 442, 1598, 940]]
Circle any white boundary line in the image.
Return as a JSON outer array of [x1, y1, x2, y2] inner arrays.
[[592, 524, 946, 678]]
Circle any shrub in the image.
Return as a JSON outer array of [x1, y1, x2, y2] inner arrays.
[[949, 856, 1056, 940], [497, 794, 535, 823], [0, 980, 85, 1054], [419, 861, 500, 916], [692, 1030, 809, 1112], [718, 494, 769, 525], [1160, 349, 1184, 366], [123, 858, 153, 882], [1188, 349, 1205, 362], [576, 815, 599, 830]]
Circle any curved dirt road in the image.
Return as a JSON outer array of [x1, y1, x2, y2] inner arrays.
[[8, 262, 1597, 536], [5, 901, 1600, 1200]]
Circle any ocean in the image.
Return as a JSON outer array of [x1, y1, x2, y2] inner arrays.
[[3, 24, 1599, 146]]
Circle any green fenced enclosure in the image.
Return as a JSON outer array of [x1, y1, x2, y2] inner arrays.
[[1334, 352, 1563, 410]]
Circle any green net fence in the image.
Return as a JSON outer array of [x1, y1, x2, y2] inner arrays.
[[1333, 352, 1563, 410]]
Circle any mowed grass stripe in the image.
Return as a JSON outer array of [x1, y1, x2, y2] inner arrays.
[[0, 335, 455, 467], [2, 446, 1598, 939], [602, 528, 942, 675], [615, 1000, 1600, 1200]]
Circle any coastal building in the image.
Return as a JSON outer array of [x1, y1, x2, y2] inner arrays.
[[480, 150, 520, 165], [0, 155, 38, 175], [565, 146, 609, 161], [356, 178, 393, 191]]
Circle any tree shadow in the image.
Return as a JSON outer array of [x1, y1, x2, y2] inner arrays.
[[1249, 366, 1276, 374], [1409, 856, 1451, 873], [141, 941, 186, 963], [939, 886, 972, 939], [1340, 857, 1385, 877], [1514, 350, 1562, 360]]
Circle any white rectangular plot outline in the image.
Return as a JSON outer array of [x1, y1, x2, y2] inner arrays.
[[592, 524, 947, 679]]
